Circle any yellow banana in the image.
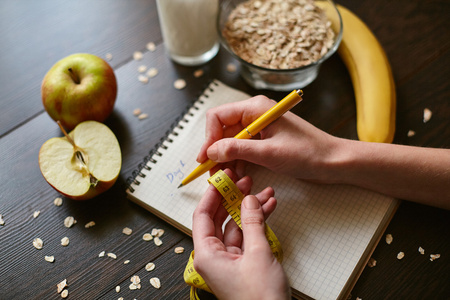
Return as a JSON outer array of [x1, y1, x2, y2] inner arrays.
[[327, 4, 396, 143]]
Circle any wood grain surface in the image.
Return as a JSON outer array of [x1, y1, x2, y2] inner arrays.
[[0, 0, 449, 299]]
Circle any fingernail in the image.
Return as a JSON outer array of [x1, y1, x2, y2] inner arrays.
[[244, 196, 260, 209], [207, 144, 218, 161]]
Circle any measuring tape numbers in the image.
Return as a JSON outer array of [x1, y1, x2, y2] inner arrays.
[[184, 170, 283, 299]]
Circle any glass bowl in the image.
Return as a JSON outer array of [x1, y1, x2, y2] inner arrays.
[[218, 0, 343, 91]]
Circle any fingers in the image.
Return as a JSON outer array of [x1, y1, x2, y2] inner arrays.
[[197, 96, 275, 163], [240, 196, 274, 258], [207, 138, 272, 165]]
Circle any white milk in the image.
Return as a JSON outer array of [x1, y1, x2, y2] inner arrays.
[[156, 0, 219, 66]]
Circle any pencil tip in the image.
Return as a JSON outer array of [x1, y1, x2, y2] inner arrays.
[[177, 184, 183, 189]]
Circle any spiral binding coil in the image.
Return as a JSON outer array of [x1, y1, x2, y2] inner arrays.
[[125, 80, 219, 193]]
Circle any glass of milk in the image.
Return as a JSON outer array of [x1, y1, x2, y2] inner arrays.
[[156, 0, 219, 66]]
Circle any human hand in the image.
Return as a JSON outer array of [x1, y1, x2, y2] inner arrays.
[[196, 95, 339, 183], [192, 169, 290, 300]]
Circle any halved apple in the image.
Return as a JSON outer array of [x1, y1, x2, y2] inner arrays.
[[39, 121, 122, 200]]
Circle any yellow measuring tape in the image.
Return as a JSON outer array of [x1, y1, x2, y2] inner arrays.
[[184, 170, 283, 299]]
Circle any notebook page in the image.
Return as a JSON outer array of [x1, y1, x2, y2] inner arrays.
[[127, 80, 251, 233], [127, 80, 398, 299]]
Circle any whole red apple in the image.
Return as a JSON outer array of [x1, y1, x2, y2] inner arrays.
[[41, 53, 117, 130]]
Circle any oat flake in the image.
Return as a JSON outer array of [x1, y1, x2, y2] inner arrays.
[[138, 113, 148, 120], [85, 221, 96, 228], [226, 63, 237, 73], [150, 277, 161, 289], [57, 279, 67, 293], [116, 285, 121, 293], [61, 289, 68, 298], [143, 233, 153, 241], [107, 252, 117, 259], [124, 260, 130, 264], [64, 216, 76, 228], [0, 214, 4, 225], [33, 238, 43, 250], [105, 53, 113, 61], [430, 254, 441, 261], [174, 79, 186, 90], [154, 236, 163, 246], [145, 262, 156, 271], [45, 255, 55, 263], [174, 246, 185, 254], [385, 234, 393, 245], [367, 257, 376, 268], [397, 252, 405, 260], [147, 42, 156, 52], [138, 65, 148, 73], [138, 75, 149, 84], [133, 51, 143, 60], [147, 68, 158, 78], [98, 250, 106, 257], [133, 108, 142, 116], [423, 108, 432, 123], [123, 227, 133, 235], [54, 197, 63, 206], [407, 130, 415, 137], [418, 247, 425, 255], [33, 211, 40, 218], [61, 237, 69, 247], [193, 69, 204, 78]]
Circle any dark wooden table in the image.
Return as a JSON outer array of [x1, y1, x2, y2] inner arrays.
[[1, 1, 449, 299]]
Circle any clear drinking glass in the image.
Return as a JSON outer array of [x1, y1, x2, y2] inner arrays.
[[156, 0, 219, 66]]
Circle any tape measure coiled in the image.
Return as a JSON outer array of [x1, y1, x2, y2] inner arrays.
[[184, 170, 283, 298]]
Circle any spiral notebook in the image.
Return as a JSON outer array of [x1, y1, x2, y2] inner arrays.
[[126, 80, 399, 300]]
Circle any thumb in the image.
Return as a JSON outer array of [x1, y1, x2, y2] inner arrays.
[[241, 195, 272, 256], [207, 139, 268, 163]]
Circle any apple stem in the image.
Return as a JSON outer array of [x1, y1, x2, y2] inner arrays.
[[68, 68, 80, 84], [57, 121, 76, 147]]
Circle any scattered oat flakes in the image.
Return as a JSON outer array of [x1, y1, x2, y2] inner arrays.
[[131, 275, 141, 285], [138, 65, 148, 73], [99, 251, 106, 257], [85, 221, 96, 228], [33, 210, 40, 218], [45, 255, 55, 263], [57, 279, 67, 293], [133, 108, 142, 116], [54, 197, 63, 206], [154, 236, 163, 246], [133, 51, 143, 60], [61, 237, 69, 247], [367, 257, 376, 268], [146, 67, 158, 78], [174, 246, 185, 254], [385, 234, 393, 245], [0, 214, 5, 225], [193, 69, 204, 78], [138, 113, 148, 120], [226, 63, 237, 73], [150, 277, 161, 289], [418, 247, 425, 255], [145, 262, 156, 271], [116, 285, 121, 293], [397, 252, 405, 260], [138, 75, 149, 84], [147, 42, 156, 52], [107, 252, 117, 259], [174, 79, 186, 90], [423, 108, 432, 123], [143, 233, 153, 241], [123, 227, 133, 235], [33, 238, 43, 250], [124, 260, 130, 264], [151, 228, 165, 237], [61, 289, 68, 298], [64, 216, 76, 228], [407, 130, 416, 137], [105, 53, 113, 61], [430, 254, 441, 261]]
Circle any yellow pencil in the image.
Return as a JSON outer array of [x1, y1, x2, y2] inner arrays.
[[178, 89, 303, 188]]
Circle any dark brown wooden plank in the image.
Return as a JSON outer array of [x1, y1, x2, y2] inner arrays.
[[0, 0, 162, 137]]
